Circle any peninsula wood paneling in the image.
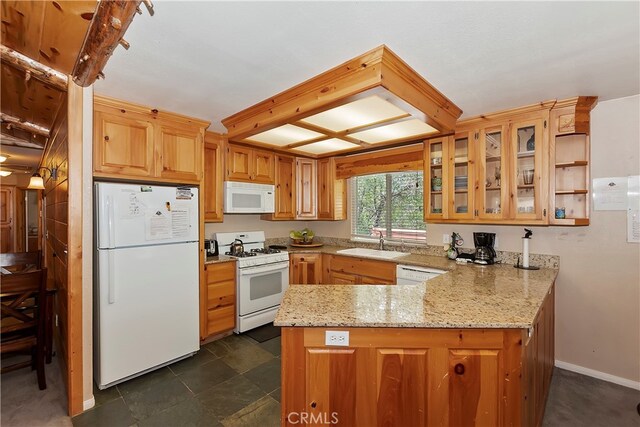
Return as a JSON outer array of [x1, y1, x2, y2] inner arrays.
[[282, 327, 540, 426]]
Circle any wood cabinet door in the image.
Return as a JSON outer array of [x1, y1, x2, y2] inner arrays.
[[448, 130, 475, 220], [330, 270, 358, 284], [157, 124, 202, 183], [316, 158, 334, 219], [94, 111, 154, 177], [476, 124, 509, 220], [290, 253, 322, 284], [226, 144, 253, 182], [509, 118, 548, 223], [273, 155, 296, 219], [296, 158, 316, 219], [0, 186, 14, 252], [424, 137, 450, 221], [253, 149, 275, 184], [204, 133, 224, 222], [448, 349, 501, 426]]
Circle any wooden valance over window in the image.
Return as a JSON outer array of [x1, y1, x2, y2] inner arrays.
[[334, 143, 424, 179]]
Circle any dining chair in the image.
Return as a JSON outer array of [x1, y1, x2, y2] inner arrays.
[[1, 268, 48, 390], [0, 251, 42, 274]]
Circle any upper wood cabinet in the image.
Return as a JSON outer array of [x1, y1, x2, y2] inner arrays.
[[94, 109, 155, 177], [296, 158, 317, 219], [94, 96, 209, 184], [226, 144, 275, 184], [425, 103, 552, 225], [317, 158, 347, 220], [204, 132, 225, 223], [157, 123, 203, 182], [263, 154, 296, 221]]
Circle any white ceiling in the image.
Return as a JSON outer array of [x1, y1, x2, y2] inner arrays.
[[95, 1, 640, 134]]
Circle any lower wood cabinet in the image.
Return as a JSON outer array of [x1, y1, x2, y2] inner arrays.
[[289, 253, 323, 284], [324, 254, 396, 285], [202, 261, 236, 339], [281, 282, 555, 427]]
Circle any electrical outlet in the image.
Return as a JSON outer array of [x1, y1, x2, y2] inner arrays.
[[443, 234, 452, 244], [325, 330, 349, 347]]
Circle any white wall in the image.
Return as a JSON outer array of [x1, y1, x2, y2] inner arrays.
[[312, 95, 640, 385]]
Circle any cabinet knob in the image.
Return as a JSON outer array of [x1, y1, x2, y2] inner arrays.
[[104, 135, 109, 141], [454, 363, 465, 375], [311, 401, 317, 408]]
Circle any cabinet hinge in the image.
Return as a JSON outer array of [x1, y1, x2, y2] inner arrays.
[[544, 120, 547, 129], [543, 209, 547, 217]]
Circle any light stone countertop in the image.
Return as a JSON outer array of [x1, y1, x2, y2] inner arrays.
[[276, 245, 558, 329], [204, 255, 236, 265]]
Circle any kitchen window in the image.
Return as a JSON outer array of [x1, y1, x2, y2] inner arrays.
[[350, 171, 426, 243]]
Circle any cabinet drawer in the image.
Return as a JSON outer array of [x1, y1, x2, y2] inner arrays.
[[207, 281, 235, 309], [328, 255, 396, 282], [205, 262, 235, 284], [207, 305, 235, 336]]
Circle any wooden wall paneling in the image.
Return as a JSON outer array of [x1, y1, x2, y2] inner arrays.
[[14, 187, 25, 252]]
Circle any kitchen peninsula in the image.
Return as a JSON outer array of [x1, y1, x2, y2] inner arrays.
[[275, 252, 557, 426]]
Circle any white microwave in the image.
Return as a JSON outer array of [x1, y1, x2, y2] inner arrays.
[[224, 181, 275, 213]]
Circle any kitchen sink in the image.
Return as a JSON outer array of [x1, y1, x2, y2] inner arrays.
[[336, 248, 407, 260]]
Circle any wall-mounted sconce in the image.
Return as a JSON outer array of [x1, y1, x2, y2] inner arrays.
[[27, 166, 58, 190]]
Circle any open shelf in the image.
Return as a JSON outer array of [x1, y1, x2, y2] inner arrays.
[[485, 186, 502, 191], [550, 218, 590, 226], [555, 160, 588, 168], [430, 190, 442, 194], [517, 184, 534, 189], [485, 156, 501, 162]]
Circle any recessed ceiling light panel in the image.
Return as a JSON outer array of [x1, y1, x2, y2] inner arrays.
[[294, 138, 360, 155], [300, 96, 408, 132], [349, 119, 437, 144], [246, 124, 324, 146]]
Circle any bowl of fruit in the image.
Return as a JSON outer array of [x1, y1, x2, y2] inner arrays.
[[290, 228, 315, 245]]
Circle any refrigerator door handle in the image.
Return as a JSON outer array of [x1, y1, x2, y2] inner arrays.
[[107, 195, 116, 248], [108, 251, 116, 304]]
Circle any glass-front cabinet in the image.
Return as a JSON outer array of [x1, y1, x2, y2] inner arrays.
[[510, 119, 547, 221], [424, 137, 448, 220], [477, 125, 509, 220], [450, 131, 474, 220]]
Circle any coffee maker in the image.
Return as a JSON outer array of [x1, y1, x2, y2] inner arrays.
[[473, 232, 497, 265]]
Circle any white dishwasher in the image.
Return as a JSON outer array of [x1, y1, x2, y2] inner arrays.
[[396, 265, 446, 285]]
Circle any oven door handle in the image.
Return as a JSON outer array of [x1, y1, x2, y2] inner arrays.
[[239, 262, 288, 276]]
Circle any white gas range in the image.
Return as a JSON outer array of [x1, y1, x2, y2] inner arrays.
[[214, 231, 289, 333]]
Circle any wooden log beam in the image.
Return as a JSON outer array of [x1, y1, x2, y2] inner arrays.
[[0, 45, 68, 92], [1, 113, 50, 137], [72, 0, 144, 87], [0, 133, 45, 149]]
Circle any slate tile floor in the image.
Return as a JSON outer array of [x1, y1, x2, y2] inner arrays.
[[73, 334, 281, 427]]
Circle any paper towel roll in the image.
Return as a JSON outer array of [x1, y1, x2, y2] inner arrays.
[[522, 238, 530, 268]]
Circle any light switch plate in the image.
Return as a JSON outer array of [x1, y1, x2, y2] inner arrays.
[[325, 330, 349, 346]]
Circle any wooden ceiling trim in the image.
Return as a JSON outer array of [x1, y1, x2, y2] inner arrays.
[[286, 121, 368, 147], [0, 44, 68, 91], [334, 143, 424, 179], [1, 112, 50, 137], [72, 0, 146, 87]]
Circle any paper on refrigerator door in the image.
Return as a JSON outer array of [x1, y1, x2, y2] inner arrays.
[[171, 207, 190, 238], [628, 175, 639, 243], [146, 209, 172, 240]]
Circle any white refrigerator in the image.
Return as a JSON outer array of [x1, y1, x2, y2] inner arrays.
[[94, 182, 199, 389]]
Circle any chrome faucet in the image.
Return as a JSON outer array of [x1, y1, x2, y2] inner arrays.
[[378, 231, 385, 250]]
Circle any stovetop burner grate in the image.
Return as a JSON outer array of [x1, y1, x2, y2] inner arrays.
[[224, 251, 257, 258]]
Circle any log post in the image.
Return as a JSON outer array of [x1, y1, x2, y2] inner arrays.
[[0, 45, 68, 91], [71, 0, 144, 87]]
